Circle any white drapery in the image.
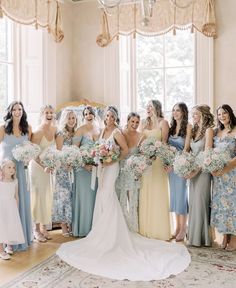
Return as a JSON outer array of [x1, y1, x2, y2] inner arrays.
[[0, 0, 64, 42], [96, 0, 217, 47]]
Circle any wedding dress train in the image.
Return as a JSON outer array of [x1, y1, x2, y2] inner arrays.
[[57, 160, 190, 281]]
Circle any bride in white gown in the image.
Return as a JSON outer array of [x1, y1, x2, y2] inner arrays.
[[57, 106, 191, 281]]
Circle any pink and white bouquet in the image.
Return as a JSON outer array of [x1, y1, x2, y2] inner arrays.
[[12, 141, 41, 167], [173, 151, 199, 177], [40, 147, 62, 171], [94, 139, 120, 164], [122, 155, 152, 181], [154, 141, 177, 166], [60, 145, 83, 171], [79, 144, 97, 166], [196, 148, 231, 173], [139, 137, 156, 158]]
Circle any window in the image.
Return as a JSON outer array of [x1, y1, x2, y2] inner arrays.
[[0, 18, 14, 119], [118, 30, 213, 124]]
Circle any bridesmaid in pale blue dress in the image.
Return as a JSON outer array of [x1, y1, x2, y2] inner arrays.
[[72, 106, 100, 237], [0, 101, 32, 250], [52, 110, 78, 237], [116, 112, 144, 232], [210, 104, 236, 251], [167, 103, 192, 241], [187, 105, 214, 247]]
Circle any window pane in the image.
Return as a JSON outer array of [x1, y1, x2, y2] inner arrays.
[[165, 30, 194, 67], [165, 67, 194, 111], [0, 18, 12, 62], [137, 35, 163, 68], [137, 69, 164, 110]]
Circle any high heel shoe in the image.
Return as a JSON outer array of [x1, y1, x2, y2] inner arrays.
[[40, 230, 52, 240], [225, 246, 236, 252], [219, 235, 230, 249], [175, 230, 186, 242]]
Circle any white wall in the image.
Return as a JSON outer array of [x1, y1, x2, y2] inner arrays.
[[214, 0, 236, 112]]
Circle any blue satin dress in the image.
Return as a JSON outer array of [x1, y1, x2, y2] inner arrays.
[[168, 135, 188, 215], [72, 136, 98, 237], [0, 134, 32, 250]]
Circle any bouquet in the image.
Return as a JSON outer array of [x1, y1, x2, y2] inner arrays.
[[12, 141, 41, 167], [122, 154, 152, 181], [60, 145, 83, 171], [94, 139, 120, 164], [154, 141, 177, 166], [40, 147, 62, 171], [173, 151, 199, 177], [139, 137, 157, 159], [196, 148, 231, 173], [79, 144, 98, 166]]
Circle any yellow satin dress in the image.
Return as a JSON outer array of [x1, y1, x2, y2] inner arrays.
[[30, 136, 54, 225], [139, 129, 171, 240]]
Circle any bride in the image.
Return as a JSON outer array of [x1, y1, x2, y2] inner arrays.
[[57, 106, 191, 281]]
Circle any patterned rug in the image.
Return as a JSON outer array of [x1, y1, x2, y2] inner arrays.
[[2, 247, 236, 288]]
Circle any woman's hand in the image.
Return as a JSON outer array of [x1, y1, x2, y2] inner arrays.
[[44, 167, 54, 174], [84, 164, 93, 172], [212, 169, 225, 177], [101, 161, 114, 168], [185, 169, 199, 179], [164, 165, 173, 173]]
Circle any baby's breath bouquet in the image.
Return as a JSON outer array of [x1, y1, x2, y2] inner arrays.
[[154, 141, 177, 166], [139, 137, 157, 159], [173, 151, 199, 177], [196, 148, 231, 173], [40, 147, 62, 171], [12, 141, 41, 167], [60, 145, 83, 171], [122, 155, 152, 181]]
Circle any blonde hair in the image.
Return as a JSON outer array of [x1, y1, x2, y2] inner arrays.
[[0, 159, 16, 180], [192, 105, 214, 140], [39, 105, 55, 124], [59, 109, 78, 132]]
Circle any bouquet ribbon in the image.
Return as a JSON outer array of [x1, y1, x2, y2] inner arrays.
[[91, 166, 97, 190]]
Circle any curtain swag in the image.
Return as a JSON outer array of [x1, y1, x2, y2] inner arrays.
[[96, 0, 217, 47], [0, 0, 64, 42]]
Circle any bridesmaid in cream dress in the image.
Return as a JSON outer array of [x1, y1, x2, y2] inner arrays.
[[30, 105, 59, 242], [139, 100, 171, 240]]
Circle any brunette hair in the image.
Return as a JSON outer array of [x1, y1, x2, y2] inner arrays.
[[169, 102, 189, 138], [216, 104, 236, 132]]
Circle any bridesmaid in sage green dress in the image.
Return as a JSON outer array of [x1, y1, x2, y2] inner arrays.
[[72, 106, 100, 237], [116, 112, 144, 233], [187, 105, 214, 247]]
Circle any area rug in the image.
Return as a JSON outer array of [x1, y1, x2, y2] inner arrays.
[[2, 247, 236, 288]]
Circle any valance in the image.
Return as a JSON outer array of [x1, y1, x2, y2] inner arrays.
[[0, 0, 64, 42], [96, 0, 216, 47]]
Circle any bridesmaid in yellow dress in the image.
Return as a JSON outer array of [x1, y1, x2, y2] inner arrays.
[[30, 105, 60, 242], [139, 100, 171, 241]]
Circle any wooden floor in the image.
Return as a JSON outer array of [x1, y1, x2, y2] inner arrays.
[[0, 230, 74, 286]]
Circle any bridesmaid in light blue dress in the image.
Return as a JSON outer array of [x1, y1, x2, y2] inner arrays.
[[72, 106, 100, 237], [187, 105, 214, 247], [167, 103, 191, 241], [0, 101, 32, 250], [116, 112, 144, 233], [52, 110, 77, 236], [211, 104, 236, 251]]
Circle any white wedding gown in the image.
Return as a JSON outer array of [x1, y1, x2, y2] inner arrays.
[[57, 134, 191, 281]]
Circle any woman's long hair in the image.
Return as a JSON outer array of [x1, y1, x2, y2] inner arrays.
[[104, 106, 120, 126], [59, 109, 78, 138], [150, 100, 163, 118], [216, 104, 236, 132], [4, 101, 29, 135], [169, 102, 188, 138], [192, 105, 214, 140]]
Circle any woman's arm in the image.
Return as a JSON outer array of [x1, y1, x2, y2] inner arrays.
[[205, 127, 214, 150], [31, 130, 43, 145], [28, 125, 33, 140], [212, 157, 236, 176], [0, 126, 5, 143], [114, 130, 128, 160], [56, 134, 64, 150], [183, 123, 192, 152], [160, 119, 169, 143]]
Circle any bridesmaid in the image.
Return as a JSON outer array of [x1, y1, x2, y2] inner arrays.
[[0, 101, 32, 250], [139, 100, 171, 240], [167, 103, 192, 241], [210, 104, 236, 251], [72, 106, 100, 237], [52, 109, 77, 236], [30, 105, 59, 242], [116, 112, 144, 232], [187, 105, 214, 247]]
